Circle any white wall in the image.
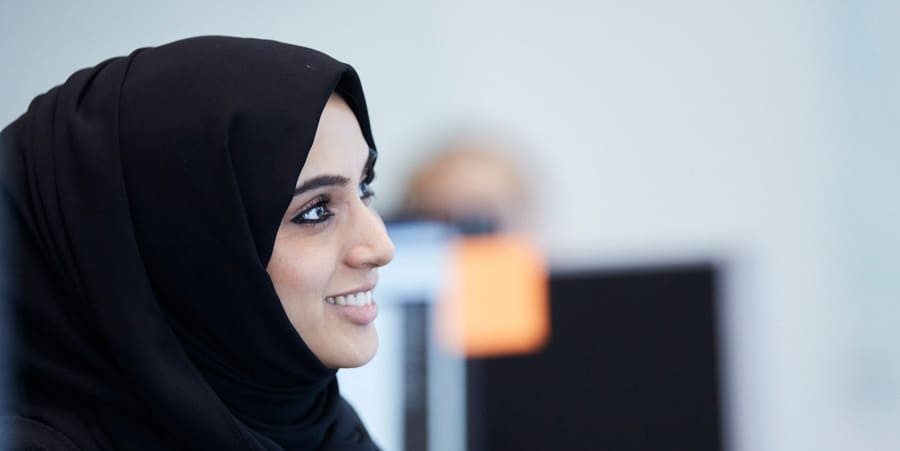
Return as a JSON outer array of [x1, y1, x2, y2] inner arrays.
[[2, 1, 898, 450]]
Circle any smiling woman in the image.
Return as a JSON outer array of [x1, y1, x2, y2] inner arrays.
[[269, 94, 394, 370], [0, 37, 391, 450]]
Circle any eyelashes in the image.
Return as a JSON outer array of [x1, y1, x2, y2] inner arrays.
[[291, 194, 333, 225], [290, 182, 375, 226], [358, 181, 375, 204]]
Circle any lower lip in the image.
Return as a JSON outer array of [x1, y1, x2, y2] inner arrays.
[[329, 301, 378, 325]]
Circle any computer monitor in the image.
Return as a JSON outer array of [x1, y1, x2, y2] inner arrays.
[[466, 264, 723, 451]]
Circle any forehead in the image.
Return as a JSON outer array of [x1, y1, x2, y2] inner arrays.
[[299, 95, 369, 179]]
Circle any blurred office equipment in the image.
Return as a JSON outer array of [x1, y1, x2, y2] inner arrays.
[[436, 233, 549, 358], [466, 264, 723, 451], [343, 222, 723, 451]]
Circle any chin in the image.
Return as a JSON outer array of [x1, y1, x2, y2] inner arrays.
[[324, 327, 379, 369]]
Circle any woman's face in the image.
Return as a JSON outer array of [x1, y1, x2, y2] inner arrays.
[[267, 95, 394, 369]]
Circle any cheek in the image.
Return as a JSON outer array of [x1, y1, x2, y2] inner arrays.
[[267, 236, 338, 323]]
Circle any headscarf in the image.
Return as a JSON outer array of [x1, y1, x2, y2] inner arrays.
[[0, 36, 379, 450]]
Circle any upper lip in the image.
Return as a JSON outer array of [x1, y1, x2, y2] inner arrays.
[[327, 282, 377, 298]]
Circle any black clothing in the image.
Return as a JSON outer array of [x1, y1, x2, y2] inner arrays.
[[0, 36, 379, 450]]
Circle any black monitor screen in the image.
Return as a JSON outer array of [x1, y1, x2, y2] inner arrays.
[[466, 263, 723, 451]]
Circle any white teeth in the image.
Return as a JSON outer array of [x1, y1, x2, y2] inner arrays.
[[325, 290, 374, 306]]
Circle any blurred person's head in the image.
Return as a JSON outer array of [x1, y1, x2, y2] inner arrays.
[[402, 134, 529, 233]]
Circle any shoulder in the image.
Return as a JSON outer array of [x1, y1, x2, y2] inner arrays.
[[2, 415, 82, 451]]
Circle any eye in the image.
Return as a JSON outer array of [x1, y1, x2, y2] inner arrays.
[[358, 182, 376, 205], [291, 197, 333, 225]]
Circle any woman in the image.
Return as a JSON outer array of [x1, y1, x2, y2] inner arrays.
[[0, 36, 393, 450]]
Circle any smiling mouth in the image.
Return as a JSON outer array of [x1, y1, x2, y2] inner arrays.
[[324, 289, 378, 325], [325, 290, 373, 306]]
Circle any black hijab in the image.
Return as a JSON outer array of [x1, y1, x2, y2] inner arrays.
[[1, 36, 380, 450]]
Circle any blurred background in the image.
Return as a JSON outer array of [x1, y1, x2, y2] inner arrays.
[[2, 1, 898, 450]]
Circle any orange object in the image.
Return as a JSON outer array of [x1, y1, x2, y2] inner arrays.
[[436, 234, 550, 357]]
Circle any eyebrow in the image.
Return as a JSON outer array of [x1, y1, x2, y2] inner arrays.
[[293, 174, 350, 196]]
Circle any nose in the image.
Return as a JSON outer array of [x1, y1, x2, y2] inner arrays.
[[345, 203, 395, 269]]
